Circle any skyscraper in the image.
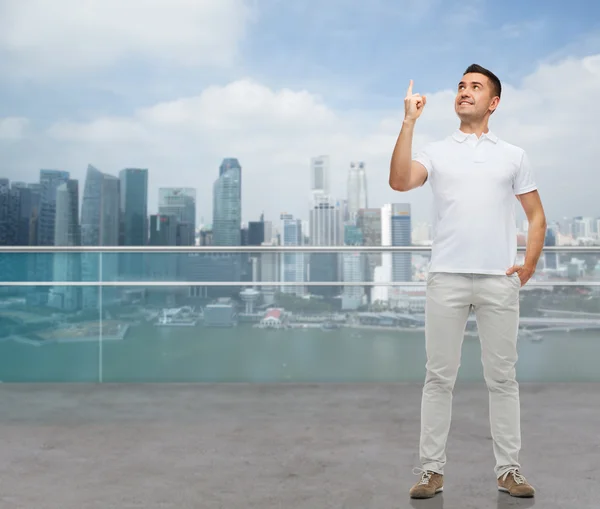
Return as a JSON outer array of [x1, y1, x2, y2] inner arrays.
[[347, 162, 368, 221], [119, 168, 148, 280], [310, 156, 330, 204], [373, 204, 393, 303], [0, 180, 20, 246], [14, 186, 41, 247], [82, 166, 120, 247], [357, 208, 382, 301], [342, 253, 364, 310], [544, 227, 558, 270], [148, 214, 179, 281], [36, 170, 70, 289], [260, 239, 280, 305], [248, 220, 265, 246], [0, 180, 24, 284], [219, 158, 242, 199], [149, 215, 178, 246], [81, 165, 121, 308], [25, 183, 43, 246], [38, 170, 70, 246], [213, 159, 241, 246], [391, 203, 412, 283], [309, 195, 344, 246], [281, 213, 305, 296], [184, 159, 242, 299], [309, 195, 343, 297], [119, 168, 148, 246], [158, 188, 196, 246], [49, 180, 81, 311]]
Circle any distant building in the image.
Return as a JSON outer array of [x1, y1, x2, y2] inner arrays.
[[36, 170, 70, 289], [81, 165, 120, 309], [119, 168, 148, 280], [148, 214, 179, 282], [119, 168, 148, 246], [158, 187, 196, 246], [309, 195, 343, 297], [214, 159, 242, 246], [259, 308, 288, 329], [204, 298, 238, 327], [310, 156, 330, 208], [49, 180, 81, 311], [342, 253, 364, 310], [544, 227, 558, 270], [280, 214, 305, 296], [344, 224, 363, 246], [260, 240, 280, 305], [38, 169, 70, 246], [248, 218, 265, 246], [357, 208, 382, 299], [391, 203, 412, 283], [347, 162, 368, 221]]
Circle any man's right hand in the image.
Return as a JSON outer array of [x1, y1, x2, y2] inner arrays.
[[404, 80, 426, 122]]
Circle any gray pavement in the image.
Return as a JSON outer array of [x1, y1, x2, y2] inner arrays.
[[0, 383, 597, 509]]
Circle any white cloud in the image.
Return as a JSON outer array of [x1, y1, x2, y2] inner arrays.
[[0, 0, 252, 76], [0, 117, 29, 141], [6, 53, 600, 226]]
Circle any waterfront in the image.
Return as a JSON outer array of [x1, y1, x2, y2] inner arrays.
[[0, 323, 598, 383]]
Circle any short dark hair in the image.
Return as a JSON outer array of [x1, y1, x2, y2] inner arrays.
[[463, 64, 501, 99]]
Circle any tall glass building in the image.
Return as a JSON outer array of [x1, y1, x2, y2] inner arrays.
[[158, 188, 196, 246], [49, 179, 81, 311], [119, 168, 148, 280], [347, 162, 368, 222], [391, 203, 412, 283], [35, 170, 70, 292], [213, 159, 241, 246], [81, 165, 121, 308], [38, 170, 70, 247], [281, 214, 305, 296], [119, 168, 148, 246]]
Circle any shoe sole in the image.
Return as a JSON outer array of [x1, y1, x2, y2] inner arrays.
[[498, 487, 535, 498], [410, 487, 443, 499]]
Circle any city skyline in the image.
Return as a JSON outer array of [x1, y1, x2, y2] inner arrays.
[[3, 158, 600, 245], [0, 158, 597, 313]]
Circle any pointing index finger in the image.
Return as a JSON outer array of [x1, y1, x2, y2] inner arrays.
[[406, 79, 413, 97]]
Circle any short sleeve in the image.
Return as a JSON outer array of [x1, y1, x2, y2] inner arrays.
[[513, 150, 537, 195], [413, 144, 433, 181]]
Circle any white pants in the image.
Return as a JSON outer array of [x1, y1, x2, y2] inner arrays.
[[419, 272, 522, 478]]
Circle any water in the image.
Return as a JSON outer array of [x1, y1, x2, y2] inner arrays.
[[0, 324, 597, 383]]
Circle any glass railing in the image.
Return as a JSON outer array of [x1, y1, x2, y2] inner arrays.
[[0, 246, 598, 383]]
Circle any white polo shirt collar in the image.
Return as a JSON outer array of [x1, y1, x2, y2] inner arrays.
[[452, 129, 498, 144]]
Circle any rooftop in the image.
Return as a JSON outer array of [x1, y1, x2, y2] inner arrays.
[[1, 383, 596, 509]]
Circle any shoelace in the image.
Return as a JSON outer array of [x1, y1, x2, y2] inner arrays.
[[412, 467, 433, 485], [501, 469, 526, 485]]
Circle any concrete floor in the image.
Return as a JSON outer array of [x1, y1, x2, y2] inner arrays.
[[0, 383, 597, 509]]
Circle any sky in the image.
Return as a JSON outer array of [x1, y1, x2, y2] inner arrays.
[[0, 0, 599, 227]]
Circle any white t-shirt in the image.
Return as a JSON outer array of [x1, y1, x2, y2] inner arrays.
[[414, 129, 537, 275]]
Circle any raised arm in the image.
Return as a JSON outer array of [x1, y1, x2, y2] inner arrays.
[[389, 80, 428, 192]]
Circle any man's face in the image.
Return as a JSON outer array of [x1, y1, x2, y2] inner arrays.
[[454, 72, 499, 120]]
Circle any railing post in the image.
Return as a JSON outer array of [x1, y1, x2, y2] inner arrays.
[[98, 250, 103, 384]]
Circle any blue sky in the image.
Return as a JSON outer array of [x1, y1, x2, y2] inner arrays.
[[0, 0, 599, 225], [2, 0, 598, 118]]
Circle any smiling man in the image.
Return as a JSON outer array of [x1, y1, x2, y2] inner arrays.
[[389, 64, 547, 499]]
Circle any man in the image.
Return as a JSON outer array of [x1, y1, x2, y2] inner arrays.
[[389, 64, 546, 499]]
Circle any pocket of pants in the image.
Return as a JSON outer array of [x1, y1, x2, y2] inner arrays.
[[426, 271, 438, 284], [510, 273, 521, 288]]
